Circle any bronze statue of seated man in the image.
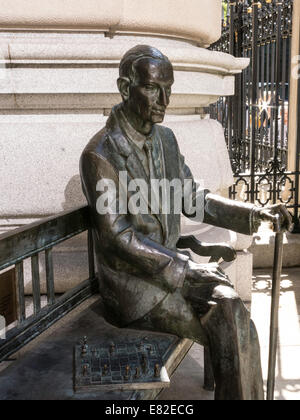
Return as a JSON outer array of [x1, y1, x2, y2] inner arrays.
[[80, 45, 292, 400]]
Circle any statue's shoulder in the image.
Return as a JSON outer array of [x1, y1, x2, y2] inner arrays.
[[82, 126, 110, 158], [80, 116, 127, 177], [156, 124, 175, 137], [156, 124, 179, 150], [82, 105, 128, 160]]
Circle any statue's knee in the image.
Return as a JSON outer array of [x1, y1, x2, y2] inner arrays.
[[212, 285, 239, 301], [250, 319, 259, 342]]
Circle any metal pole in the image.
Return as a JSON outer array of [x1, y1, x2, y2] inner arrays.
[[266, 216, 284, 401]]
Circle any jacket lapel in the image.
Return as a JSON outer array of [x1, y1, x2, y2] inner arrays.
[[154, 128, 169, 243], [106, 108, 164, 234], [157, 126, 181, 245]]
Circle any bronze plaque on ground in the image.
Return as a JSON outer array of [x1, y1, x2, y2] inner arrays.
[[0, 268, 17, 326]]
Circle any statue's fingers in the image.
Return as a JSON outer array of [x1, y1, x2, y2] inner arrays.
[[280, 205, 293, 230], [209, 273, 234, 288], [262, 210, 278, 224], [214, 281, 234, 289], [269, 204, 293, 231]]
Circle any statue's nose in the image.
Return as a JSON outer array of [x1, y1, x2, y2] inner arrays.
[[158, 88, 169, 106]]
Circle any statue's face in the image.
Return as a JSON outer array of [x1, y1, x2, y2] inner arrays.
[[128, 57, 174, 125]]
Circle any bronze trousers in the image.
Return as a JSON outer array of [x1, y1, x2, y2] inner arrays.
[[128, 282, 264, 400]]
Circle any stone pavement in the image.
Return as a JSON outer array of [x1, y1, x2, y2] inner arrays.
[[1, 268, 299, 400], [159, 267, 300, 401]]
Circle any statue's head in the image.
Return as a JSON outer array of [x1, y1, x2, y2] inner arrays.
[[117, 45, 174, 133]]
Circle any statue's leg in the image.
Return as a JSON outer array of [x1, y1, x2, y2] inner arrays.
[[127, 289, 209, 346], [203, 346, 215, 391], [249, 319, 265, 400], [199, 285, 264, 400], [127, 285, 264, 400]]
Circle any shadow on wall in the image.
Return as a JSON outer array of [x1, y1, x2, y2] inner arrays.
[[62, 174, 87, 211]]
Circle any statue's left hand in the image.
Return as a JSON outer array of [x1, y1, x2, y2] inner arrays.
[[257, 204, 293, 233]]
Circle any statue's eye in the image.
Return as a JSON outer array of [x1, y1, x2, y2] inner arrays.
[[145, 85, 156, 91]]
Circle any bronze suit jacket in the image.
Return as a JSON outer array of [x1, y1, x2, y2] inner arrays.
[[80, 104, 258, 326]]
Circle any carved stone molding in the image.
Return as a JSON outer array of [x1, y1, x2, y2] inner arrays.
[[0, 0, 222, 47], [0, 33, 249, 111]]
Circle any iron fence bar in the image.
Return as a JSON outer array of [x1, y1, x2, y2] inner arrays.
[[281, 37, 287, 153], [294, 46, 300, 231], [250, 2, 260, 202], [236, 1, 244, 173], [270, 44, 276, 152], [227, 1, 236, 162], [273, 1, 283, 204]]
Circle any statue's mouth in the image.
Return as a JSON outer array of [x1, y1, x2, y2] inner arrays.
[[152, 108, 165, 115]]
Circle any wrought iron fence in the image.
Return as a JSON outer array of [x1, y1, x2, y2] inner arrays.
[[209, 0, 300, 231]]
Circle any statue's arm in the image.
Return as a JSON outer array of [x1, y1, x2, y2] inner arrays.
[[179, 153, 260, 236], [202, 193, 260, 235], [80, 150, 189, 292]]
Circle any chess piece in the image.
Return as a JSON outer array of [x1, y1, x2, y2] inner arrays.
[[82, 364, 89, 376], [124, 365, 131, 380], [134, 367, 140, 379], [103, 364, 108, 376], [81, 336, 88, 357], [141, 354, 147, 373], [154, 363, 160, 378]]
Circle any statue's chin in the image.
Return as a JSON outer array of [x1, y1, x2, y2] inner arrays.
[[151, 112, 165, 124]]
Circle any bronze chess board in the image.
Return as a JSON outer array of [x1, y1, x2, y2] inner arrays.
[[74, 337, 170, 392]]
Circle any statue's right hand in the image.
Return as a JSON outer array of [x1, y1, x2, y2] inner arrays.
[[185, 260, 234, 289]]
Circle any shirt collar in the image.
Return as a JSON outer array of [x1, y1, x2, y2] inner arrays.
[[116, 104, 155, 150]]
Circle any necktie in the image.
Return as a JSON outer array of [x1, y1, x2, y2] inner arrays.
[[143, 138, 155, 179], [144, 137, 168, 240]]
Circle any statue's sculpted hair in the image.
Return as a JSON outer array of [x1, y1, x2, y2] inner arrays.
[[119, 45, 171, 82]]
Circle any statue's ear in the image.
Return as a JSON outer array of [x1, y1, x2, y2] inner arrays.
[[117, 77, 131, 101]]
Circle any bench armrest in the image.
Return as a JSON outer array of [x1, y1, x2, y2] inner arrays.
[[177, 235, 237, 263]]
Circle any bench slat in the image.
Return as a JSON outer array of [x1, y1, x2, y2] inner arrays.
[[0, 206, 90, 272], [31, 255, 41, 314], [45, 248, 55, 305], [0, 277, 98, 362], [16, 261, 25, 323], [88, 228, 95, 279]]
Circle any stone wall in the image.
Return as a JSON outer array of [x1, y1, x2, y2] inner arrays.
[[0, 0, 253, 300], [0, 32, 248, 221]]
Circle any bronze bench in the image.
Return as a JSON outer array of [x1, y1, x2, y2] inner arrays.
[[0, 206, 236, 399]]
